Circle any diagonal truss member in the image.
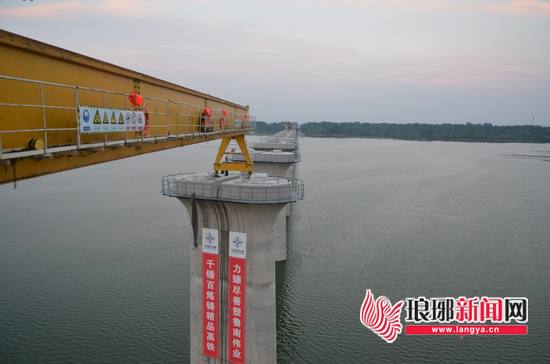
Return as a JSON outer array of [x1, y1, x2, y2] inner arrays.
[[213, 135, 254, 175]]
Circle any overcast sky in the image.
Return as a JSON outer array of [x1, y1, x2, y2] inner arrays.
[[1, 0, 549, 124]]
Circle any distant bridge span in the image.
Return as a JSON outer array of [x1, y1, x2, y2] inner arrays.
[[0, 30, 254, 185]]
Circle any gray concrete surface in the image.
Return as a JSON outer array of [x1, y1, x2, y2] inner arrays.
[[181, 200, 284, 364], [165, 172, 303, 363]]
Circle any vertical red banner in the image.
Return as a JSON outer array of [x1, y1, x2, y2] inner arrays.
[[228, 231, 247, 364], [202, 228, 219, 359]]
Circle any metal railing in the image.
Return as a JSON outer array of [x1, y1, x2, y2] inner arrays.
[[0, 74, 255, 159], [161, 173, 304, 204]]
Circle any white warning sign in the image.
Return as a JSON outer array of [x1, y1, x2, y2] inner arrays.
[[78, 106, 145, 133]]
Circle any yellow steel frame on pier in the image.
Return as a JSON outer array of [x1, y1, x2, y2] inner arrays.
[[0, 30, 253, 184], [213, 135, 254, 175]]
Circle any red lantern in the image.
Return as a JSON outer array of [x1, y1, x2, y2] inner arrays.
[[129, 91, 143, 107], [220, 110, 228, 130]]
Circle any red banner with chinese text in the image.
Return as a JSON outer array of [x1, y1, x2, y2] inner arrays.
[[202, 228, 219, 358], [228, 231, 247, 364]]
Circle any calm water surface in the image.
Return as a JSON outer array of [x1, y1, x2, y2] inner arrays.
[[1, 138, 549, 363]]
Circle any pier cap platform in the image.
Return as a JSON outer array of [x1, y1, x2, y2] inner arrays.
[[250, 137, 297, 151], [228, 149, 300, 164], [161, 172, 304, 204]]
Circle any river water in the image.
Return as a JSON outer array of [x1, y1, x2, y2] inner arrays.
[[1, 138, 549, 363]]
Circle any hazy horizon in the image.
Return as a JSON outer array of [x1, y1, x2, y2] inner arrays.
[[1, 0, 549, 125], [257, 120, 550, 126]]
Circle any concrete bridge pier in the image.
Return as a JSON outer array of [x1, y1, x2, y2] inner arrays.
[[183, 201, 281, 364], [228, 151, 299, 262], [162, 173, 303, 364], [251, 162, 294, 262]]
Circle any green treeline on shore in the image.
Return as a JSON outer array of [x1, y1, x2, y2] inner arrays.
[[255, 121, 550, 143]]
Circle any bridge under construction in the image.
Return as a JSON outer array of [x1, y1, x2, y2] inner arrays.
[[1, 29, 304, 364]]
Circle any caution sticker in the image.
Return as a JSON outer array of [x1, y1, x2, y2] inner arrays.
[[78, 106, 145, 134], [93, 110, 101, 125]]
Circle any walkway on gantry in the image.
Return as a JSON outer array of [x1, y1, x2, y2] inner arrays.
[[0, 30, 254, 184]]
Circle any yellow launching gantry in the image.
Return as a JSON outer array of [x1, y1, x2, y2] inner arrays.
[[213, 135, 254, 176], [0, 30, 256, 185]]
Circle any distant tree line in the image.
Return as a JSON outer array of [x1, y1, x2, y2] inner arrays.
[[255, 121, 286, 135], [254, 121, 550, 143]]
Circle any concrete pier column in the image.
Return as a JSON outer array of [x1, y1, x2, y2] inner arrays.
[[225, 123, 301, 261], [162, 173, 304, 364], [183, 201, 283, 364], [228, 151, 299, 262], [272, 210, 288, 261], [251, 163, 293, 262]]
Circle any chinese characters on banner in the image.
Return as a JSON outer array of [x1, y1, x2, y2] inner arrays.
[[228, 231, 247, 364], [202, 228, 219, 358]]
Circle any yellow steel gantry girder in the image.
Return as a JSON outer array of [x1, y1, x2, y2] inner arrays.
[[0, 30, 253, 185]]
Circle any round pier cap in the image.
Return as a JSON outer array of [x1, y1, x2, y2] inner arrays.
[[250, 173, 268, 184], [162, 172, 304, 204], [191, 172, 209, 182], [228, 150, 298, 163]]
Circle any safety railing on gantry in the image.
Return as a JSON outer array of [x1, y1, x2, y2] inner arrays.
[[0, 74, 255, 161]]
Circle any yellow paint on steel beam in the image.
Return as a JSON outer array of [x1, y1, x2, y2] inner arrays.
[[0, 30, 253, 184], [213, 135, 254, 174], [0, 30, 247, 109], [0, 131, 246, 185]]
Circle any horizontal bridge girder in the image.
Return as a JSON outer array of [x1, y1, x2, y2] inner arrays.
[[0, 130, 250, 185]]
